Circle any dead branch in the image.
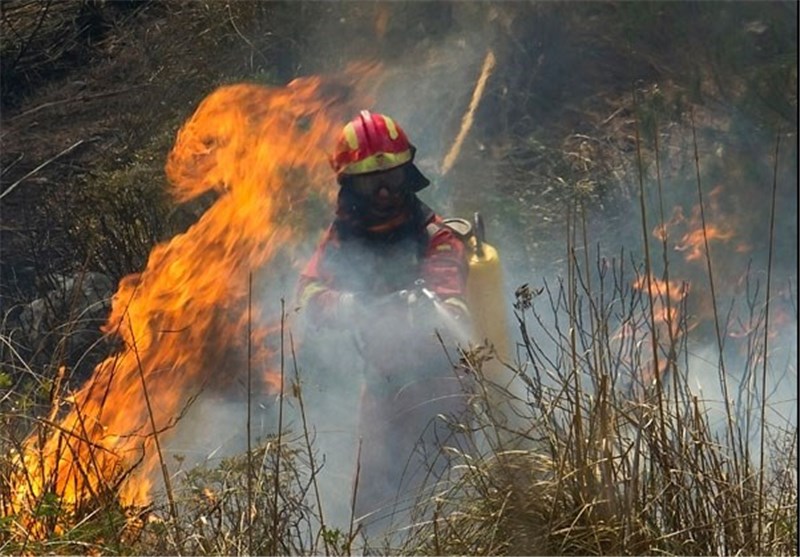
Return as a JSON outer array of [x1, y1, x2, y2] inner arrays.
[[0, 137, 96, 201]]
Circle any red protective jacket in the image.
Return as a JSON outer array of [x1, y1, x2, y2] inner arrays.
[[297, 196, 469, 326]]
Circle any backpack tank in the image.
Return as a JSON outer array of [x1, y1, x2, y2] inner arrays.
[[443, 214, 511, 361]]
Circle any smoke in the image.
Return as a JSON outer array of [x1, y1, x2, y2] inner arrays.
[[148, 0, 796, 542], [121, 6, 496, 539], [633, 115, 798, 440], [164, 3, 500, 537], [291, 297, 470, 533], [275, 4, 521, 537]]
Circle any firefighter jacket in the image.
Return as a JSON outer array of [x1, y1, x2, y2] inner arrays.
[[297, 192, 469, 327]]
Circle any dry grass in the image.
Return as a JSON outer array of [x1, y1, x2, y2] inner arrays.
[[391, 218, 796, 555], [1, 207, 796, 556], [0, 2, 796, 555]]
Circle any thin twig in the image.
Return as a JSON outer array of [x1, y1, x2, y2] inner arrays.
[[225, 3, 270, 71], [757, 131, 780, 551], [272, 298, 286, 555], [289, 332, 329, 554], [5, 0, 52, 78], [601, 105, 625, 126], [246, 272, 254, 556], [565, 202, 587, 490], [1, 153, 24, 176], [128, 314, 182, 554], [631, 85, 667, 445], [689, 107, 738, 483], [0, 138, 95, 201], [6, 86, 150, 122], [348, 437, 363, 554]]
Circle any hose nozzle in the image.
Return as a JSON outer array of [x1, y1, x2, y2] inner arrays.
[[413, 279, 440, 303], [420, 287, 438, 302], [473, 212, 486, 258]]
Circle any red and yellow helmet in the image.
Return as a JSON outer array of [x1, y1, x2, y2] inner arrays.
[[331, 110, 430, 191]]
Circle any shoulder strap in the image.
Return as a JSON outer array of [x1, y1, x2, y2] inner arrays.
[[425, 217, 474, 239], [425, 220, 444, 237], [422, 217, 473, 263], [439, 217, 473, 240]]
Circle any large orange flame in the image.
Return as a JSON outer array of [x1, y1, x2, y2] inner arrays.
[[10, 64, 380, 519]]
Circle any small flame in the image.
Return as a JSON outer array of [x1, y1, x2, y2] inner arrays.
[[629, 183, 771, 392], [655, 184, 742, 263], [675, 224, 734, 261], [11, 64, 381, 521]]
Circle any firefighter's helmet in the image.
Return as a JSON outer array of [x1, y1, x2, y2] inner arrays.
[[331, 110, 430, 191]]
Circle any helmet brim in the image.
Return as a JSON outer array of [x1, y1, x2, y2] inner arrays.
[[406, 163, 431, 192]]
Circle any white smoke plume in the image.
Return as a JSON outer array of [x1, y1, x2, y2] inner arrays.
[[152, 2, 796, 543]]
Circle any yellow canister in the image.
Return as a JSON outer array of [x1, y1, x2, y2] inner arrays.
[[443, 214, 512, 361], [443, 214, 525, 443], [466, 239, 511, 360]]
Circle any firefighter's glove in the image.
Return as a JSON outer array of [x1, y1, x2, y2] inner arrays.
[[394, 287, 441, 328], [391, 288, 421, 307]]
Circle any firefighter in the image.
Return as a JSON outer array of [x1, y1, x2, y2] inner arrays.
[[296, 110, 471, 527], [297, 110, 469, 326]]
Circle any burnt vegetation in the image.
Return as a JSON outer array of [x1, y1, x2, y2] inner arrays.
[[1, 1, 797, 555]]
